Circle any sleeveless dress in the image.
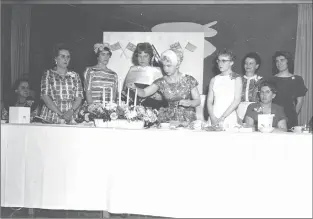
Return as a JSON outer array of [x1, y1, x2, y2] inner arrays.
[[211, 73, 240, 128]]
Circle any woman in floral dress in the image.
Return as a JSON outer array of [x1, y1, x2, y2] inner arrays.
[[127, 48, 201, 123], [39, 45, 83, 124]]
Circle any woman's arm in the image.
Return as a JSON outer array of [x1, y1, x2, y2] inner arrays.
[[296, 96, 304, 115], [179, 87, 200, 107], [275, 119, 288, 132], [86, 91, 93, 105], [207, 77, 218, 125], [41, 95, 63, 116], [219, 77, 243, 120], [244, 116, 255, 127], [83, 68, 93, 104], [127, 83, 159, 98]]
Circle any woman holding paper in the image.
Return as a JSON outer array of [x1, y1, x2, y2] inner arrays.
[[244, 80, 288, 132], [40, 45, 83, 124], [127, 48, 200, 122], [123, 42, 167, 109], [84, 43, 118, 104]]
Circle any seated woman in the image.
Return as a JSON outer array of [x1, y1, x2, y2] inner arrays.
[[39, 45, 83, 124], [1, 78, 39, 121], [244, 80, 288, 132], [123, 42, 167, 109], [127, 48, 200, 123], [84, 43, 118, 105]]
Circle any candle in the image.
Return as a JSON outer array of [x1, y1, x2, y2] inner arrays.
[[102, 87, 106, 107], [118, 80, 122, 106], [110, 87, 113, 104], [134, 88, 137, 107], [126, 88, 130, 106]]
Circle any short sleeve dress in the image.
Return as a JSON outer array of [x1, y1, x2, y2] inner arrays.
[[268, 75, 307, 129], [153, 74, 198, 122]]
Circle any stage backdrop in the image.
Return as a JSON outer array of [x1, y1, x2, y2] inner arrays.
[[103, 32, 204, 92]]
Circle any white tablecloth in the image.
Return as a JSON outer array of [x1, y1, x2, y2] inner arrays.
[[1, 124, 312, 218]]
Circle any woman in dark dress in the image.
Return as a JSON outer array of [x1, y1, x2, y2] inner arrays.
[[268, 51, 307, 129]]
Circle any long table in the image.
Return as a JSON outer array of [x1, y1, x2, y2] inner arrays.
[[1, 123, 312, 218]]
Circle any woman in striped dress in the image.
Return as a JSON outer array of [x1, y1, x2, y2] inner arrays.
[[84, 43, 118, 104]]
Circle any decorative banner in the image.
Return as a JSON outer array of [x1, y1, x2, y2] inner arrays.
[[170, 42, 182, 50], [126, 42, 137, 52], [185, 42, 197, 52], [110, 42, 122, 51]]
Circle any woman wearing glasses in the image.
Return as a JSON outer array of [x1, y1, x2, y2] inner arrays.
[[268, 51, 307, 129], [207, 49, 243, 128], [123, 42, 167, 109]]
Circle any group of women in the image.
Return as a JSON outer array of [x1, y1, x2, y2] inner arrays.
[[1, 42, 308, 131]]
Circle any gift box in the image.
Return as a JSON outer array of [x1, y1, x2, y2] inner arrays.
[[9, 107, 30, 124]]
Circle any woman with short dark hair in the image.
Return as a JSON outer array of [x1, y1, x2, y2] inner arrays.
[[268, 51, 307, 129]]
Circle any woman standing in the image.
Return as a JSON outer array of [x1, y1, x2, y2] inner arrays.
[[207, 49, 243, 128], [127, 48, 200, 122], [40, 45, 83, 124], [237, 52, 263, 121], [268, 51, 307, 129], [84, 43, 118, 104], [123, 42, 166, 109]]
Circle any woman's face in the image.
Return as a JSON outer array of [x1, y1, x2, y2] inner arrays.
[[16, 81, 30, 99], [217, 54, 233, 72], [162, 60, 178, 76], [260, 86, 276, 104], [244, 57, 259, 75], [275, 55, 288, 72], [55, 49, 71, 69], [97, 50, 111, 65], [137, 51, 150, 67]]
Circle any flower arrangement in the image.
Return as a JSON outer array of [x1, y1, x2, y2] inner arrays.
[[157, 107, 197, 124], [75, 102, 159, 127]]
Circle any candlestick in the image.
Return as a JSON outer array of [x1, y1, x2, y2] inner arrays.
[[118, 80, 122, 106], [110, 87, 113, 104], [134, 88, 137, 107], [102, 87, 106, 107], [126, 88, 130, 106]]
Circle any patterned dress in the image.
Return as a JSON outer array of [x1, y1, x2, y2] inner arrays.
[[237, 74, 263, 120], [39, 69, 84, 123], [84, 67, 118, 103], [153, 74, 198, 122]]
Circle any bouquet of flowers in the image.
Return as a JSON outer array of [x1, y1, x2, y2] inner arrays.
[[157, 107, 196, 124], [75, 103, 112, 123]]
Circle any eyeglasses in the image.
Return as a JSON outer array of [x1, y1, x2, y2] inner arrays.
[[216, 59, 231, 64]]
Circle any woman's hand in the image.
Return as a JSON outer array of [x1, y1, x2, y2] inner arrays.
[[126, 82, 137, 90], [62, 109, 74, 122], [210, 116, 219, 126], [179, 100, 191, 107]]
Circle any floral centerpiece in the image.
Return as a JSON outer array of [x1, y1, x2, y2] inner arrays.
[[75, 102, 159, 128]]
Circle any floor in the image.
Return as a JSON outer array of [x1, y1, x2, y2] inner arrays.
[[1, 207, 172, 219]]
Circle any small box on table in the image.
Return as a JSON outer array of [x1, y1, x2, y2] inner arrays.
[[9, 107, 30, 124]]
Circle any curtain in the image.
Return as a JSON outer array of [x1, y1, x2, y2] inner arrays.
[[10, 5, 31, 85], [294, 3, 312, 125]]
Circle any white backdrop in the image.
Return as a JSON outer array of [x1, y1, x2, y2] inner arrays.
[[103, 32, 204, 93]]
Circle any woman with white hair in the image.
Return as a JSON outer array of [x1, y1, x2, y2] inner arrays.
[[127, 48, 201, 122]]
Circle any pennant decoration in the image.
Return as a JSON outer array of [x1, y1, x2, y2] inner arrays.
[[170, 42, 182, 50], [185, 42, 197, 52], [110, 42, 122, 51], [126, 42, 137, 52]]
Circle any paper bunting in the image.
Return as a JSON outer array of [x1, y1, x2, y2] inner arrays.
[[185, 42, 197, 52], [170, 42, 182, 50], [126, 42, 137, 52]]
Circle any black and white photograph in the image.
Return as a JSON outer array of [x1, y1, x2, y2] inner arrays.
[[0, 0, 312, 218]]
